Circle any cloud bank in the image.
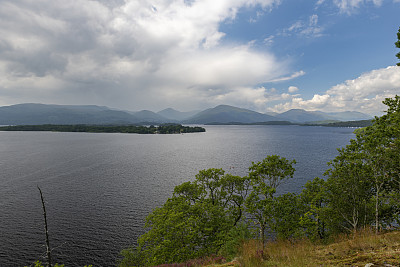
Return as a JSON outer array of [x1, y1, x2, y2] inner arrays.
[[0, 0, 293, 111], [271, 66, 400, 115]]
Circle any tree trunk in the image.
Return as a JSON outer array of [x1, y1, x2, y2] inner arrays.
[[38, 187, 52, 267], [375, 188, 379, 234], [260, 222, 266, 247]]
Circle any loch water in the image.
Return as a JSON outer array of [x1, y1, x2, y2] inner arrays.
[[0, 125, 355, 266]]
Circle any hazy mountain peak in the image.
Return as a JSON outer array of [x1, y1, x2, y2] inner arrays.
[[284, 109, 307, 113], [184, 105, 279, 124], [159, 108, 178, 113], [0, 103, 138, 125], [276, 108, 373, 123], [157, 108, 200, 121]]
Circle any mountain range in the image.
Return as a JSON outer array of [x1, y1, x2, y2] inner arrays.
[[0, 103, 373, 126], [275, 109, 372, 123]]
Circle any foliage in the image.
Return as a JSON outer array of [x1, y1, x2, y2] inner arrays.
[[299, 177, 329, 240], [119, 169, 251, 266], [322, 119, 372, 127], [218, 223, 253, 260], [248, 155, 296, 191], [245, 155, 296, 245], [324, 143, 375, 233], [323, 95, 400, 233], [352, 95, 399, 231], [396, 26, 400, 66], [271, 193, 304, 240], [25, 261, 92, 267]]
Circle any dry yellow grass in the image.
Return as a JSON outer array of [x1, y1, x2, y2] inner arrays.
[[213, 229, 400, 267], [316, 229, 400, 266]]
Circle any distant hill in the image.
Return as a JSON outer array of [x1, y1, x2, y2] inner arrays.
[[157, 108, 200, 121], [326, 111, 373, 121], [265, 111, 279, 117], [183, 105, 279, 124], [276, 109, 329, 123], [0, 103, 140, 125], [275, 109, 373, 123], [0, 103, 374, 126], [132, 110, 171, 123]]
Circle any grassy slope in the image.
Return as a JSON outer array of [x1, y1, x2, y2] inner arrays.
[[206, 229, 400, 267]]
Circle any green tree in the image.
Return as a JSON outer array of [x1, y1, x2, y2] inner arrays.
[[245, 155, 296, 245], [119, 168, 251, 266], [353, 96, 400, 232], [324, 144, 375, 233], [271, 192, 304, 240], [323, 95, 400, 234], [396, 26, 400, 66], [299, 177, 329, 240]]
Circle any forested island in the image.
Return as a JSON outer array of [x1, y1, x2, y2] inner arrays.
[[0, 124, 205, 134]]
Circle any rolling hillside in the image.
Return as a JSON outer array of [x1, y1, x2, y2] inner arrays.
[[0, 103, 373, 125], [0, 103, 139, 125], [183, 105, 279, 124]]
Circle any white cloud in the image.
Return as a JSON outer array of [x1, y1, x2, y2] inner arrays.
[[211, 86, 271, 108], [215, 66, 399, 115], [0, 0, 299, 111], [263, 35, 275, 46], [208, 85, 301, 112], [333, 0, 383, 14], [269, 70, 306, 82], [288, 21, 303, 32], [309, 14, 318, 26], [272, 94, 331, 112], [283, 14, 324, 38], [271, 66, 400, 114]]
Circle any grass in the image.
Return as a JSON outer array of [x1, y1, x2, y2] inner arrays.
[[153, 255, 226, 267], [206, 229, 400, 267]]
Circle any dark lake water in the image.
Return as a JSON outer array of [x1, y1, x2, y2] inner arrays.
[[0, 125, 355, 266]]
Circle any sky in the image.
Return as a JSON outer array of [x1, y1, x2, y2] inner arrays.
[[0, 0, 399, 115]]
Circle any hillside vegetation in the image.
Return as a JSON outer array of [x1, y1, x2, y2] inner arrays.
[[235, 229, 400, 267], [158, 229, 400, 267]]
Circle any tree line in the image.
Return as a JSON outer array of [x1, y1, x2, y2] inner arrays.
[[118, 95, 400, 266]]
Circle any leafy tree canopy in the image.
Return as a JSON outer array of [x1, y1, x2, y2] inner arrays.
[[119, 169, 251, 266]]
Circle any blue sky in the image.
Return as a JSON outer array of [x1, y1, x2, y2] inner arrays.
[[222, 0, 399, 96], [0, 0, 399, 115]]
